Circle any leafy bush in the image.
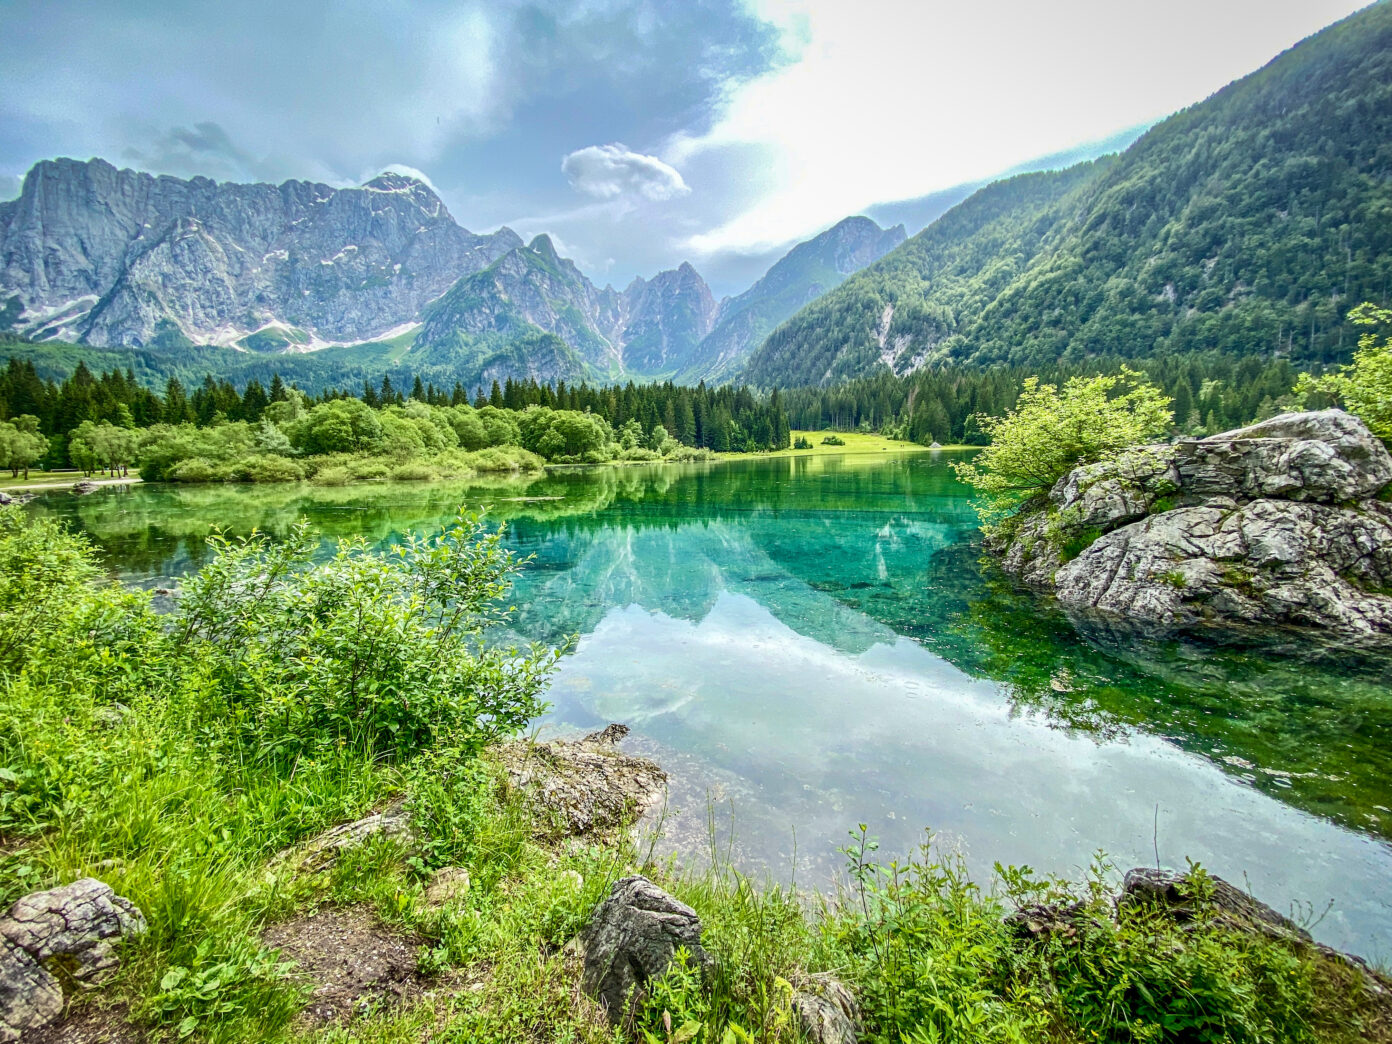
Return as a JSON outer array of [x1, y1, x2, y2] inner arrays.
[[174, 514, 557, 761], [821, 435, 846, 446], [793, 436, 813, 449], [229, 454, 305, 483], [390, 460, 439, 481], [953, 368, 1172, 521], [667, 445, 716, 462], [1297, 302, 1392, 443]]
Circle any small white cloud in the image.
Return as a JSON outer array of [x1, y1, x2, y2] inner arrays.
[[378, 164, 438, 192], [561, 143, 690, 202]]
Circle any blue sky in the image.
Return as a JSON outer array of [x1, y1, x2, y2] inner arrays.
[[0, 0, 1371, 294]]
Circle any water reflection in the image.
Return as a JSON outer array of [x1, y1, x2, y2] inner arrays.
[[26, 452, 1392, 957]]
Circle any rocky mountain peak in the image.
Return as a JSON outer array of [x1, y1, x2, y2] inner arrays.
[[0, 157, 517, 348], [527, 234, 561, 265]]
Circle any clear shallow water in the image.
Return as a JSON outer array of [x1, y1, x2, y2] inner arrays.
[[26, 452, 1392, 958]]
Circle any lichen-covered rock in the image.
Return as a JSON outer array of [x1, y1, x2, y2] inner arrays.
[[423, 867, 470, 906], [0, 879, 147, 1042], [274, 800, 418, 875], [495, 724, 667, 839], [0, 938, 62, 1043], [1052, 499, 1392, 644], [791, 973, 860, 1044], [1177, 410, 1392, 502], [579, 876, 707, 1020], [997, 410, 1392, 647], [1052, 445, 1181, 527]]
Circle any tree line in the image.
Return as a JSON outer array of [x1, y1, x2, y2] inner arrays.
[[0, 358, 793, 470], [781, 351, 1316, 445]]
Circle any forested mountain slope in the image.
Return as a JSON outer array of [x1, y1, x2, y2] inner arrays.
[[678, 216, 905, 383], [746, 1, 1392, 387]]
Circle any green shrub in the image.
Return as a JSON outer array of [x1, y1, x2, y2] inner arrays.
[[349, 458, 391, 480], [174, 514, 557, 761], [390, 460, 439, 481], [232, 454, 304, 483], [821, 435, 846, 446], [467, 446, 546, 473], [168, 457, 226, 483], [310, 464, 351, 486], [667, 446, 716, 462], [1059, 525, 1104, 562], [953, 368, 1173, 522]]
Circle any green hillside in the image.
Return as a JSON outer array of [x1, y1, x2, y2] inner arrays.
[[746, 1, 1392, 387]]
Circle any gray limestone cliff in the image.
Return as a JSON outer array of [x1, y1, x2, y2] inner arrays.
[[0, 158, 521, 349], [995, 410, 1392, 648]]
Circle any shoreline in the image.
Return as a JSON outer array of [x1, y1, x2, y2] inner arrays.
[[3, 435, 971, 493]]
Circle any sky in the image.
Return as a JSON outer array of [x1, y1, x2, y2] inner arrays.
[[0, 0, 1372, 295]]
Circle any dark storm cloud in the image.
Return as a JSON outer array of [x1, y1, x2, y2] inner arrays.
[[0, 0, 780, 190]]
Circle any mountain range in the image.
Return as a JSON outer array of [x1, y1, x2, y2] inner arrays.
[[3, 2, 1389, 394], [0, 159, 903, 387]]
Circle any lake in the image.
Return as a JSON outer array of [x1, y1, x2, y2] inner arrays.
[[25, 450, 1392, 959]]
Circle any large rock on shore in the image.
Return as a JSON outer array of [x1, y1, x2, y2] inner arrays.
[[495, 724, 667, 840], [0, 879, 147, 1042], [579, 875, 708, 1020], [997, 410, 1392, 647]]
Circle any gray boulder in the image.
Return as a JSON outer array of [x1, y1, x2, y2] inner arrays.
[[998, 410, 1392, 647], [496, 724, 667, 840], [1177, 410, 1392, 503], [791, 973, 860, 1044], [579, 876, 708, 1020], [274, 800, 418, 875], [1120, 867, 1311, 943], [0, 879, 147, 1042], [1052, 445, 1181, 528], [1053, 499, 1392, 644]]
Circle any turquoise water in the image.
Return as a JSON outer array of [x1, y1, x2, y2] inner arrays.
[[27, 451, 1392, 958]]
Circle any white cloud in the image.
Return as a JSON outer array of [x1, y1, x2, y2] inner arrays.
[[561, 143, 691, 202], [672, 0, 1369, 256]]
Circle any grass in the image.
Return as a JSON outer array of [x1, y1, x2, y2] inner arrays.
[[720, 430, 965, 460], [0, 468, 140, 490]]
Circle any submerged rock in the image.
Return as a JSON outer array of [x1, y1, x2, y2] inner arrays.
[[495, 724, 667, 840], [997, 410, 1392, 648], [0, 879, 147, 1042], [579, 875, 708, 1020]]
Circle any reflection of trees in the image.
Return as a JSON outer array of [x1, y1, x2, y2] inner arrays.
[[928, 544, 1392, 841]]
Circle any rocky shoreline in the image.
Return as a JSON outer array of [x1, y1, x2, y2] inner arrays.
[[993, 410, 1392, 649]]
